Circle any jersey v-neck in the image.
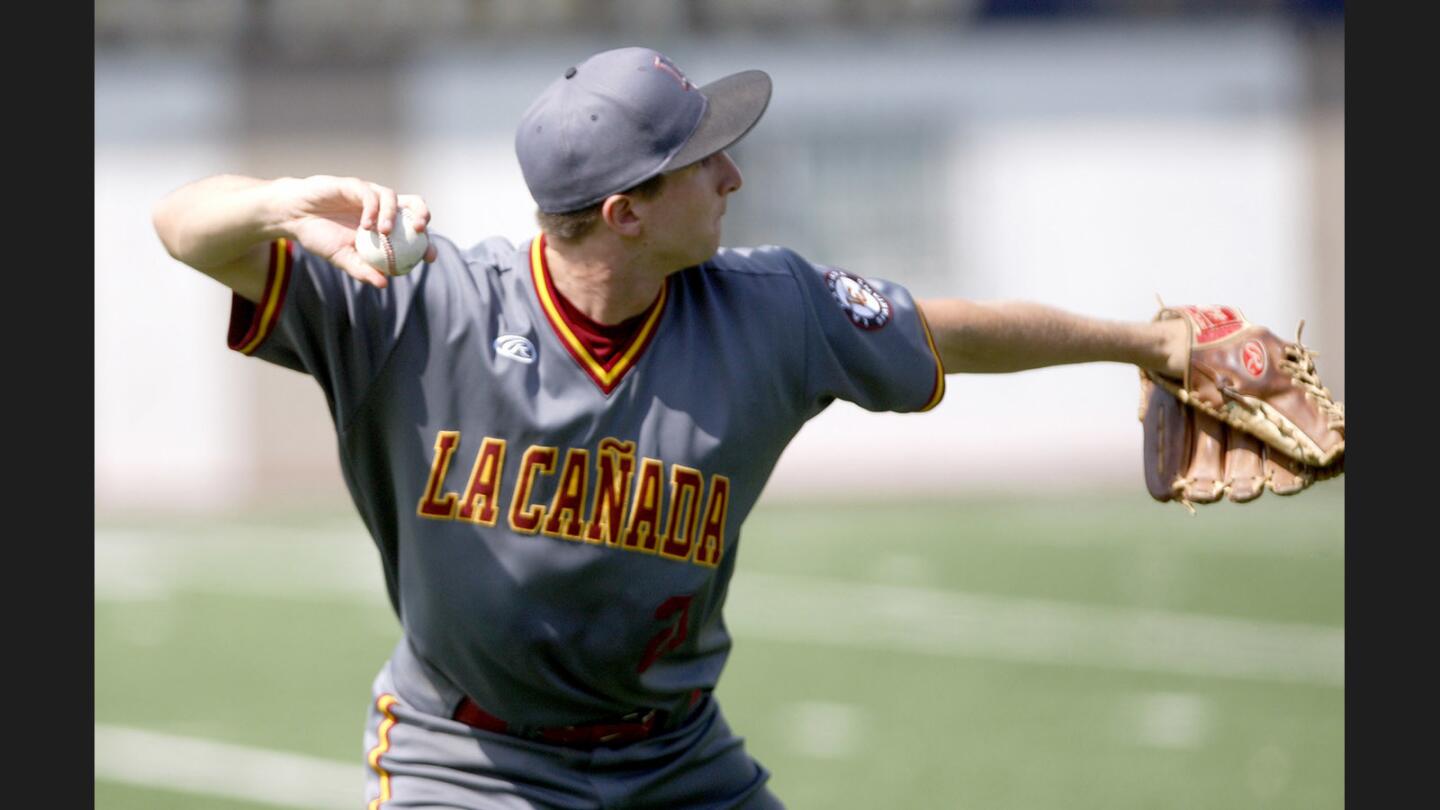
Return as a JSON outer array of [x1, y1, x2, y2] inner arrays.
[[529, 235, 669, 395]]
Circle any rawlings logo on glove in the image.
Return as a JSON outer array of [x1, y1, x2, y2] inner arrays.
[[1139, 304, 1344, 511]]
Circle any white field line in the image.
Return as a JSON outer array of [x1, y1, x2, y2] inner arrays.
[[93, 725, 361, 809], [724, 573, 1344, 688], [95, 531, 1343, 688]]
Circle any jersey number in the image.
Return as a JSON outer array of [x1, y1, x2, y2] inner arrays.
[[636, 595, 694, 674]]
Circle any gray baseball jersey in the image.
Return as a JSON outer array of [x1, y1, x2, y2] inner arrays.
[[228, 232, 945, 806]]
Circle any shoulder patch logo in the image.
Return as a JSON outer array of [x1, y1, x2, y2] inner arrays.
[[824, 269, 891, 330], [495, 335, 536, 364]]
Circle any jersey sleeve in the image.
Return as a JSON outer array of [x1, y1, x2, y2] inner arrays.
[[779, 248, 946, 414], [225, 238, 431, 432]]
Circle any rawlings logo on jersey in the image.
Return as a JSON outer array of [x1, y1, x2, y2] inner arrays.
[[495, 335, 536, 364], [824, 269, 891, 330]]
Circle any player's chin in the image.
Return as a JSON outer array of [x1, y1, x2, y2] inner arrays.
[[684, 234, 721, 266], [696, 240, 722, 265]]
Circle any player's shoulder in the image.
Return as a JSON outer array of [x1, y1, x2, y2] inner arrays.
[[700, 245, 833, 300], [437, 234, 525, 274], [398, 233, 528, 314], [705, 244, 811, 278], [415, 233, 527, 287], [675, 246, 826, 319], [701, 245, 845, 300]]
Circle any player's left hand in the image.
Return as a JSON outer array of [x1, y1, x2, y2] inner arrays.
[[1137, 304, 1344, 510]]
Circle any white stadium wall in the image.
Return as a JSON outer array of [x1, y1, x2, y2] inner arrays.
[[95, 21, 1340, 511]]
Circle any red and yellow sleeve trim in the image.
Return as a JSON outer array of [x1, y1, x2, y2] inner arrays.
[[227, 238, 294, 355], [530, 235, 668, 395], [915, 305, 947, 412], [366, 693, 399, 810]]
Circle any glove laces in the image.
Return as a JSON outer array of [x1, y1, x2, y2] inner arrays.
[[1281, 320, 1345, 431]]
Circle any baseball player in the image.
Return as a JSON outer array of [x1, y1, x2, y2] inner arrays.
[[151, 47, 1340, 808]]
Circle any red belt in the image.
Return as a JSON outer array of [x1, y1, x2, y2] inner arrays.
[[453, 689, 702, 750]]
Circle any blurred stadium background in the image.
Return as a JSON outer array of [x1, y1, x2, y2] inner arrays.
[[95, 2, 1343, 808]]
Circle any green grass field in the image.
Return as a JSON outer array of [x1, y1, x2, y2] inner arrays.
[[95, 486, 1343, 809]]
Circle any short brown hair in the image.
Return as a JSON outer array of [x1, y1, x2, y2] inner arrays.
[[536, 172, 668, 243]]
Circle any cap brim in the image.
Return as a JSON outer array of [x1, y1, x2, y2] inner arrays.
[[664, 69, 772, 171]]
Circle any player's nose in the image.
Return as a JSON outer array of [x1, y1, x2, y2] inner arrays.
[[716, 151, 742, 195]]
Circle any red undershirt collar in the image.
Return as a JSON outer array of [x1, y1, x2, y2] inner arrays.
[[529, 235, 669, 394]]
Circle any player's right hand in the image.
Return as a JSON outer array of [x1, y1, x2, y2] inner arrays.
[[272, 175, 438, 289]]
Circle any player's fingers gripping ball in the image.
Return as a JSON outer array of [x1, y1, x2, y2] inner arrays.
[[356, 205, 430, 277]]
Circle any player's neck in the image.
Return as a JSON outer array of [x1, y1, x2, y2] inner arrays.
[[542, 237, 670, 326]]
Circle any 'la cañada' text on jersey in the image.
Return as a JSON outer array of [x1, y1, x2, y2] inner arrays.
[[227, 232, 946, 729]]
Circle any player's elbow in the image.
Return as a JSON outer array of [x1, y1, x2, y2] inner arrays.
[[151, 196, 188, 263], [151, 194, 221, 272]]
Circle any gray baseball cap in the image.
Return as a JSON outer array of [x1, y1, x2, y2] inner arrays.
[[516, 47, 772, 214]]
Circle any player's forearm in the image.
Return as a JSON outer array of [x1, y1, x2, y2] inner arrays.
[[918, 299, 1187, 376], [151, 174, 290, 272]]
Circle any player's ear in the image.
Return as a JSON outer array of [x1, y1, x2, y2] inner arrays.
[[600, 194, 643, 238]]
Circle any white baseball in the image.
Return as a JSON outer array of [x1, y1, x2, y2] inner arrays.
[[355, 205, 430, 277]]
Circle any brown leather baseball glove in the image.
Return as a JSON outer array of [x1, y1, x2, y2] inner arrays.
[[1139, 304, 1344, 510]]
